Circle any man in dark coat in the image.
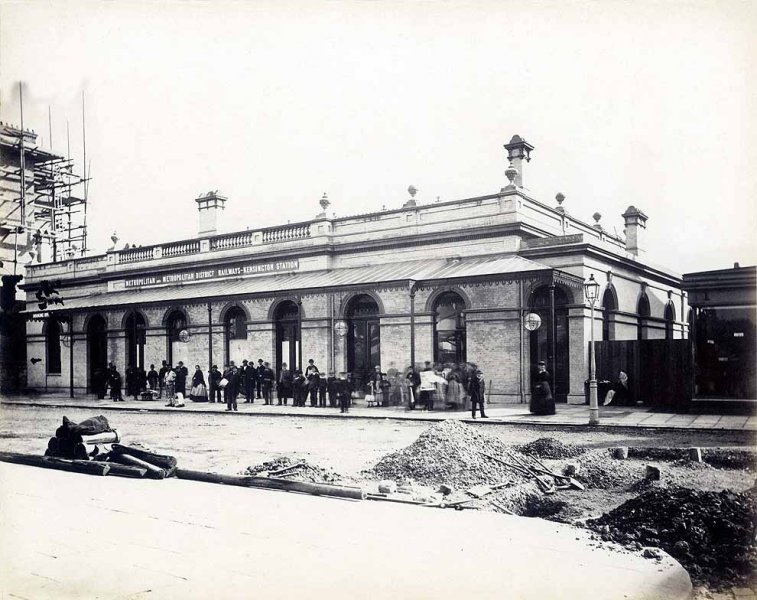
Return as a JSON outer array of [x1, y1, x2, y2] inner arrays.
[[255, 359, 264, 399], [332, 373, 351, 413], [326, 372, 338, 407], [158, 360, 169, 399], [277, 362, 293, 405], [208, 365, 222, 403], [469, 369, 488, 419], [261, 362, 275, 404], [293, 370, 306, 407], [147, 364, 159, 392], [125, 364, 138, 400], [225, 365, 240, 411], [175, 361, 189, 400]]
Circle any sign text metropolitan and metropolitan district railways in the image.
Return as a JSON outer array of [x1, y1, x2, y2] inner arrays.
[[123, 259, 300, 289]]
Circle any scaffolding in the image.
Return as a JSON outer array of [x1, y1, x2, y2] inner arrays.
[[0, 85, 89, 270]]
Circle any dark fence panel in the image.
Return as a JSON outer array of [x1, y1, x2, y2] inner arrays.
[[594, 339, 692, 411]]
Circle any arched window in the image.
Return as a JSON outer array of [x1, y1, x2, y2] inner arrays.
[[124, 311, 146, 369], [166, 310, 187, 365], [224, 306, 248, 366], [665, 302, 676, 340], [46, 318, 62, 374], [637, 294, 650, 341], [433, 291, 466, 364], [602, 287, 617, 341], [225, 306, 247, 341]]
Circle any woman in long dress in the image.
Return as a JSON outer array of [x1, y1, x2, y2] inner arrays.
[[530, 361, 555, 415], [189, 365, 208, 402]]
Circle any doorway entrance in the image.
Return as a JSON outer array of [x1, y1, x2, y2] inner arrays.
[[346, 294, 380, 392], [275, 300, 300, 375], [124, 311, 146, 370], [529, 285, 570, 403], [87, 314, 108, 392]]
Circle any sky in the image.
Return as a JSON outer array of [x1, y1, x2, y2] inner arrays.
[[1, 0, 755, 274]]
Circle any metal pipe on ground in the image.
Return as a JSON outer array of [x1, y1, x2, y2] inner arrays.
[[175, 469, 365, 500], [81, 430, 120, 445]]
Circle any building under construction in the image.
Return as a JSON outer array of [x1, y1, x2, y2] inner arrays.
[[0, 120, 88, 392]]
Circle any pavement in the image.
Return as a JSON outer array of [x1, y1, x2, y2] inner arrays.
[[2, 393, 756, 433], [0, 461, 692, 600]]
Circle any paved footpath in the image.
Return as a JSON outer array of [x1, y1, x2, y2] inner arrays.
[[0, 461, 691, 600], [3, 393, 756, 433]]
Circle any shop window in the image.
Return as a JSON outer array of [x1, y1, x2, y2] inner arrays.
[[46, 319, 62, 374], [433, 291, 467, 364]]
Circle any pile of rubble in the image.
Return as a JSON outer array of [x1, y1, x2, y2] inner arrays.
[[365, 420, 530, 488], [516, 437, 586, 460], [244, 456, 342, 484], [573, 449, 642, 489], [588, 487, 757, 589]]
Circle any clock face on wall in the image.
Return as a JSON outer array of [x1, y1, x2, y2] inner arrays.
[[179, 329, 190, 343], [334, 320, 348, 337], [524, 313, 542, 331]]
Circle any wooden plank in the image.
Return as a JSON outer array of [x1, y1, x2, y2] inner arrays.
[[175, 469, 366, 500]]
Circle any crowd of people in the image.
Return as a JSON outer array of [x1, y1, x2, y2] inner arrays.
[[90, 357, 498, 417]]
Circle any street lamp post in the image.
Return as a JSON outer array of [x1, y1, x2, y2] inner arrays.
[[584, 274, 600, 425]]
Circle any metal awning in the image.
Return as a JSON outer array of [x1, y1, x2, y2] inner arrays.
[[29, 254, 560, 313]]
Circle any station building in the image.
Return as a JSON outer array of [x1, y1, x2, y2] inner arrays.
[[22, 136, 689, 405]]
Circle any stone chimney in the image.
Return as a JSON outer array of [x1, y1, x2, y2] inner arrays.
[[622, 205, 648, 257], [195, 191, 227, 236], [503, 135, 534, 188]]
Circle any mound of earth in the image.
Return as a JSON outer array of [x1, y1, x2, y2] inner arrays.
[[364, 420, 530, 488], [244, 456, 342, 484], [574, 449, 642, 489], [516, 437, 586, 460], [588, 487, 757, 590]]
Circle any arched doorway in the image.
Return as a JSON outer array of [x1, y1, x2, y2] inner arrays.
[[274, 300, 299, 375], [166, 310, 188, 366], [224, 306, 248, 366], [529, 285, 570, 403], [346, 294, 380, 391], [124, 311, 146, 370], [87, 315, 108, 392], [433, 291, 467, 364]]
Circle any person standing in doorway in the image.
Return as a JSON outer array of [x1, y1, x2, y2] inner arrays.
[[175, 361, 188, 401], [530, 361, 555, 415], [278, 362, 293, 405], [469, 369, 488, 419], [109, 365, 123, 402]]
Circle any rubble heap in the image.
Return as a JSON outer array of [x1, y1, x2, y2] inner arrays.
[[365, 420, 530, 488], [516, 437, 586, 460], [574, 449, 641, 489], [588, 487, 757, 589], [244, 456, 342, 484]]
